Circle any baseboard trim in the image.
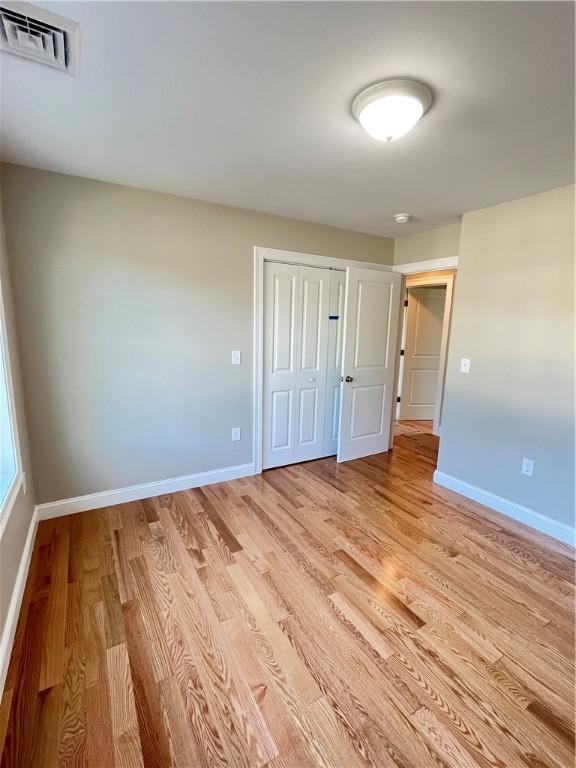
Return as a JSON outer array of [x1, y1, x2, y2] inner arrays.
[[0, 507, 38, 696], [393, 256, 458, 274], [433, 470, 575, 546], [36, 463, 256, 520]]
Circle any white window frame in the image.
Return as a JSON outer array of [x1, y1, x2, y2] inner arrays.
[[0, 282, 24, 540]]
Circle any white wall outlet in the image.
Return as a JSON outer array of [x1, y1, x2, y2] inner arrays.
[[231, 350, 241, 365], [231, 427, 241, 442], [521, 458, 535, 476], [460, 357, 471, 374]]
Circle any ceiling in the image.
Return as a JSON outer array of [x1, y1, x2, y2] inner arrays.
[[1, 1, 574, 237]]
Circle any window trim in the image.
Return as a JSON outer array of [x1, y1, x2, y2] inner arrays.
[[0, 281, 24, 539]]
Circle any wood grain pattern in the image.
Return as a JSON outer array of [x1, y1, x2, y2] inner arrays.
[[1, 424, 574, 767]]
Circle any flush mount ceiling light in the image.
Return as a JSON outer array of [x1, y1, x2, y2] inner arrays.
[[352, 79, 432, 142], [394, 213, 411, 224]]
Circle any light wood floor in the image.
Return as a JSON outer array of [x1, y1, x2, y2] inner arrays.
[[1, 442, 574, 767], [394, 420, 439, 462]]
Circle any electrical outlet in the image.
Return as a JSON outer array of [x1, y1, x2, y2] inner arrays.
[[231, 350, 241, 365], [460, 358, 471, 374], [231, 427, 241, 442], [521, 458, 534, 476]]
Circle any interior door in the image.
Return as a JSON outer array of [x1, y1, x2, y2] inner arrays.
[[337, 267, 402, 462], [400, 286, 446, 421], [263, 262, 298, 469], [323, 270, 345, 456], [263, 262, 329, 469]]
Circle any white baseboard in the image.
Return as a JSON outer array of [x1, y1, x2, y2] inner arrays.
[[36, 462, 256, 520], [433, 470, 575, 546], [393, 256, 458, 274], [0, 507, 38, 696]]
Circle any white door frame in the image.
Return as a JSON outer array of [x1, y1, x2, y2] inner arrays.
[[253, 247, 392, 474], [397, 271, 455, 435]]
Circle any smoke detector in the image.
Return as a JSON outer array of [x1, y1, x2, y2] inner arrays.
[[0, 2, 79, 75], [394, 213, 411, 224]]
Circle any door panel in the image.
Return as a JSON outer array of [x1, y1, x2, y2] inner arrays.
[[349, 384, 385, 438], [324, 271, 345, 456], [271, 390, 292, 449], [301, 276, 322, 370], [400, 286, 446, 420], [338, 268, 402, 463], [353, 281, 392, 368], [298, 388, 318, 445], [271, 273, 296, 372]]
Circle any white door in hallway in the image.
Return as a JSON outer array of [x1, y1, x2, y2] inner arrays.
[[323, 270, 345, 456], [263, 262, 330, 469], [400, 286, 446, 421], [338, 267, 402, 462]]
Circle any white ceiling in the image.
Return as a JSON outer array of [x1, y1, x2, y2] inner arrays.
[[1, 1, 574, 236]]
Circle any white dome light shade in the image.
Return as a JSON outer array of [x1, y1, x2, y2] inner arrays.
[[359, 95, 423, 141], [352, 79, 432, 142]]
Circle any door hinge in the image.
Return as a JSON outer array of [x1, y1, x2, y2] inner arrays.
[[404, 299, 409, 307], [400, 349, 405, 356], [397, 396, 401, 403]]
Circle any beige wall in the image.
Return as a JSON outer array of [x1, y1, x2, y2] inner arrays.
[[0, 198, 35, 640], [394, 222, 461, 265], [1, 163, 393, 504], [438, 186, 574, 526]]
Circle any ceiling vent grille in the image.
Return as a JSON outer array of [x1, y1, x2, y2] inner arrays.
[[0, 1, 79, 75]]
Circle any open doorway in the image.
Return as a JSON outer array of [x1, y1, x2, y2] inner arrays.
[[394, 270, 456, 466]]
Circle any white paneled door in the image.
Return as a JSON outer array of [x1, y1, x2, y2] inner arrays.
[[337, 267, 402, 462], [400, 286, 446, 421], [263, 262, 330, 469]]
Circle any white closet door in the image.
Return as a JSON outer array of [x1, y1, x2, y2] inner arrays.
[[338, 267, 402, 463], [263, 262, 329, 469], [294, 267, 330, 462], [323, 270, 345, 456], [263, 262, 299, 469]]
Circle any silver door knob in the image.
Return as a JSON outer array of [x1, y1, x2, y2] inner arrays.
[[345, 376, 354, 382], [309, 377, 316, 382]]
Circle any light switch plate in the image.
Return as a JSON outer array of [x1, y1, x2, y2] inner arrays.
[[460, 357, 471, 374], [521, 458, 534, 476], [231, 350, 241, 365], [231, 427, 241, 442]]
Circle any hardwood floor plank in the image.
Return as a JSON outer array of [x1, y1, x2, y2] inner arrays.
[[0, 690, 12, 758], [158, 675, 203, 768], [107, 642, 144, 768], [39, 528, 70, 691], [58, 641, 87, 768], [129, 557, 174, 682], [1, 423, 573, 767], [411, 706, 482, 768], [85, 681, 115, 768], [1, 598, 48, 768], [31, 684, 63, 768], [102, 572, 126, 649], [122, 598, 173, 767]]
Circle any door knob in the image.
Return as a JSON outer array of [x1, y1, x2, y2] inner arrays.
[[345, 375, 354, 382], [309, 377, 316, 382]]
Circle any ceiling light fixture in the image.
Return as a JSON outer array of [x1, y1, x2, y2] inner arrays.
[[352, 79, 432, 142], [394, 213, 411, 224]]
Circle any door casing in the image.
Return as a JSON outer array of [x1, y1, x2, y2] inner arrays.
[[396, 270, 456, 435], [253, 247, 394, 474]]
